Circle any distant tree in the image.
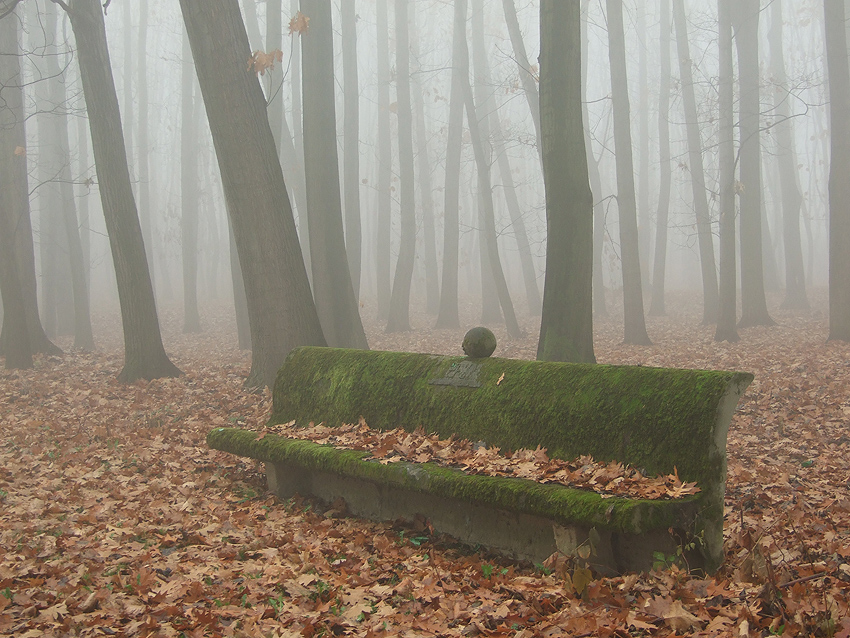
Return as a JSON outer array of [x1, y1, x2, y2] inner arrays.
[[434, 0, 467, 331], [341, 0, 362, 300], [0, 5, 61, 359], [300, 0, 367, 348], [715, 0, 740, 342], [606, 0, 651, 345], [180, 0, 326, 385], [825, 0, 850, 341], [769, 0, 808, 310], [732, 1, 775, 328], [181, 31, 201, 333], [537, 0, 595, 363], [386, 0, 416, 333], [649, 0, 672, 317], [375, 0, 392, 320], [673, 0, 719, 324], [501, 0, 542, 162], [57, 0, 180, 381]]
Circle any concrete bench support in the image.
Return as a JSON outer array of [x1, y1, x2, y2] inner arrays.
[[209, 346, 753, 574]]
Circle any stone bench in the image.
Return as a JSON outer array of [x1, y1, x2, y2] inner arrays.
[[208, 336, 753, 574]]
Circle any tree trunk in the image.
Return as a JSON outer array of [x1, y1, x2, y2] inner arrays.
[[410, 6, 440, 315], [181, 30, 201, 333], [825, 0, 850, 341], [769, 0, 808, 310], [386, 0, 416, 333], [228, 216, 251, 350], [65, 0, 179, 381], [0, 10, 33, 369], [732, 1, 775, 328], [672, 0, 719, 323], [341, 0, 362, 300], [537, 0, 595, 363], [434, 0, 466, 330], [300, 0, 367, 348], [637, 3, 651, 288], [180, 0, 326, 385], [715, 0, 740, 342], [266, 0, 283, 153], [137, 0, 155, 296], [375, 0, 392, 320], [606, 0, 651, 345], [649, 0, 672, 318], [463, 4, 522, 339]]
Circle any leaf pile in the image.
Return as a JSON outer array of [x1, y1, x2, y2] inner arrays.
[[0, 297, 848, 636], [264, 420, 701, 500]]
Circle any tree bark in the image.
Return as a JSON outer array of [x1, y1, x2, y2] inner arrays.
[[65, 0, 179, 381], [672, 0, 719, 323], [181, 30, 201, 333], [606, 0, 651, 345], [180, 0, 328, 385], [537, 0, 595, 363], [769, 0, 808, 310], [825, 0, 850, 341], [300, 0, 367, 348], [434, 0, 466, 330], [386, 0, 416, 333], [732, 0, 775, 327], [715, 0, 740, 342], [649, 0, 672, 317], [341, 0, 362, 300]]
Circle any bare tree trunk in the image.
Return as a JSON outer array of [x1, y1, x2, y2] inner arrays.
[[637, 3, 651, 288], [63, 0, 179, 380], [649, 0, 672, 317], [386, 0, 416, 332], [606, 0, 651, 345], [537, 0, 595, 363], [770, 0, 808, 310], [715, 0, 740, 342], [180, 0, 327, 385], [181, 30, 201, 333], [341, 0, 362, 300], [266, 0, 283, 152], [375, 0, 392, 320], [138, 0, 155, 295], [410, 6, 439, 315], [672, 0, 719, 324], [434, 0, 465, 330], [825, 0, 850, 340], [300, 0, 367, 348], [464, 2, 522, 339], [732, 1, 775, 328], [228, 215, 251, 350]]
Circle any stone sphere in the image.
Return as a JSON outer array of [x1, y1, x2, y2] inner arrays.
[[462, 326, 497, 358]]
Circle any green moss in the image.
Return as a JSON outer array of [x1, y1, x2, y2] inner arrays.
[[207, 427, 696, 535]]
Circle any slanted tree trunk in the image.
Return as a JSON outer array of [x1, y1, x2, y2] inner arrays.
[[672, 0, 719, 324], [180, 0, 326, 385], [715, 0, 740, 342], [732, 1, 775, 328], [228, 216, 251, 350], [537, 0, 595, 363], [649, 0, 672, 317], [181, 30, 201, 333], [606, 0, 651, 345], [0, 10, 33, 369], [434, 0, 466, 330], [61, 0, 179, 381], [341, 0, 362, 300], [375, 0, 392, 320], [770, 0, 808, 310], [386, 0, 416, 333], [300, 0, 367, 348], [825, 0, 850, 341], [502, 0, 542, 162]]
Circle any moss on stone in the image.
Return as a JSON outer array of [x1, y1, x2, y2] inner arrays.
[[207, 427, 696, 535]]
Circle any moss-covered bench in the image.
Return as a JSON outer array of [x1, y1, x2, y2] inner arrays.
[[208, 337, 753, 574]]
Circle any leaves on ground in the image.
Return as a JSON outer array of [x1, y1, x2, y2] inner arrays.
[[0, 298, 848, 636]]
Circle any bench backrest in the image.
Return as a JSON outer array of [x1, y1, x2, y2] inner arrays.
[[271, 347, 753, 492]]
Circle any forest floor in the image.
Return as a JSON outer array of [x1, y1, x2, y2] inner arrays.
[[1, 292, 849, 637]]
